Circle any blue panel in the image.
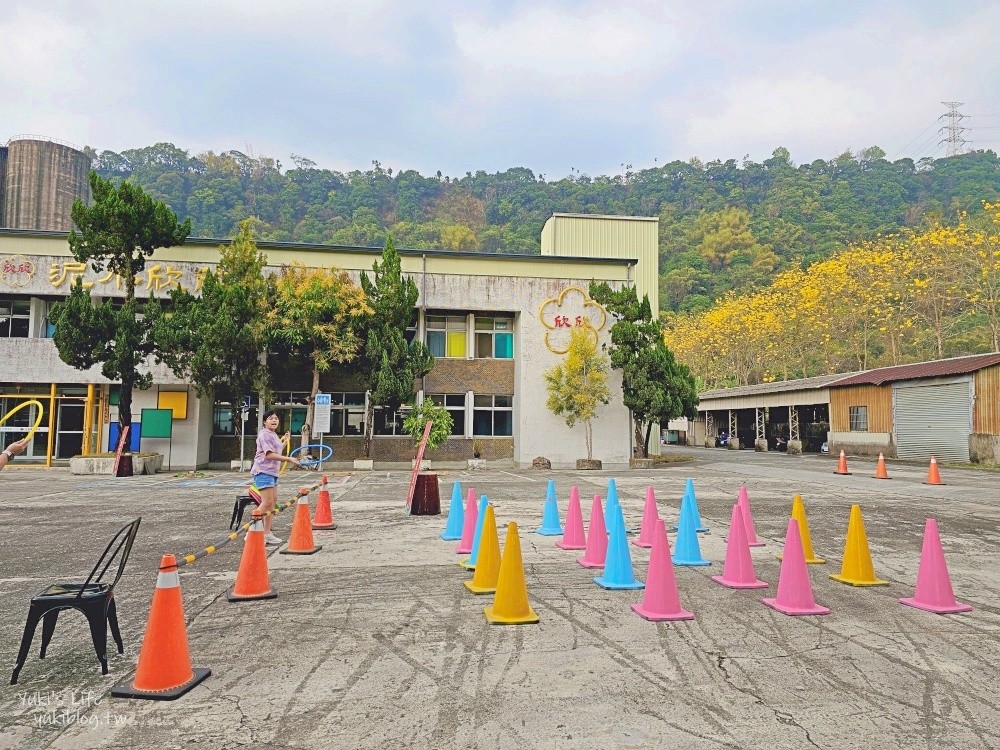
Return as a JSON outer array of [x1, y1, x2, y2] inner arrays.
[[108, 422, 142, 452]]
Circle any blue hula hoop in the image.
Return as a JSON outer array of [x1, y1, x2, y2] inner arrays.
[[290, 444, 333, 466]]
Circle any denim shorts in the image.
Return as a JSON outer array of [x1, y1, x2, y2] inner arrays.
[[252, 473, 278, 490]]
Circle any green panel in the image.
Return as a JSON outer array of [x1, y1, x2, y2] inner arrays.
[[109, 386, 120, 406], [140, 408, 173, 439]]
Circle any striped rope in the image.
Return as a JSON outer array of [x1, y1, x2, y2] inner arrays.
[[162, 481, 321, 570]]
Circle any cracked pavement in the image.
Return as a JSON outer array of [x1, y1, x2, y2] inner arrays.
[[0, 449, 997, 749]]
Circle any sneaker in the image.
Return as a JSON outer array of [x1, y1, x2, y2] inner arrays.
[[264, 533, 283, 546]]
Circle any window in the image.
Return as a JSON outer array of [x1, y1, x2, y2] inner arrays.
[[849, 406, 868, 432], [475, 316, 514, 359], [0, 298, 30, 338], [473, 394, 513, 436], [213, 403, 259, 436], [373, 404, 411, 436], [428, 394, 466, 436], [426, 314, 467, 358]]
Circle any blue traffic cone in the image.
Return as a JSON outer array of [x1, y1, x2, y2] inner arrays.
[[672, 490, 711, 567], [605, 479, 619, 529], [461, 496, 490, 570], [687, 478, 709, 533], [536, 479, 563, 535], [594, 506, 645, 590], [440, 481, 465, 541]]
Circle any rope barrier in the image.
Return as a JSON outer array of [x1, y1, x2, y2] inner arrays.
[[162, 481, 322, 570], [0, 400, 45, 442]]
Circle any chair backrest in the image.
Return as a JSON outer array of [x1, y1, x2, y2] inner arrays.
[[78, 518, 142, 596]]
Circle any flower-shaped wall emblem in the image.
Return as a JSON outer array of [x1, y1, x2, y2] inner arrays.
[[538, 286, 607, 353], [0, 255, 36, 288]]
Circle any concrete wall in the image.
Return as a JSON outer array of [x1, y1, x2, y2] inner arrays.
[[828, 431, 894, 458], [105, 385, 209, 471], [969, 434, 1000, 464]]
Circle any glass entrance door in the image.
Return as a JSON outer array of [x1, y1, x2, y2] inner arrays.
[[0, 398, 47, 461], [56, 401, 84, 459]]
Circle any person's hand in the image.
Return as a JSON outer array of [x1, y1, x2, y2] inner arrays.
[[6, 438, 28, 457], [290, 457, 301, 467]]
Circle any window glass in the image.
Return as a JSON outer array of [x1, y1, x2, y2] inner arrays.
[[446, 331, 466, 357], [427, 394, 465, 436], [427, 331, 445, 357], [494, 333, 513, 358], [493, 411, 513, 436], [473, 394, 514, 436], [472, 314, 513, 359], [849, 406, 868, 432], [0, 297, 31, 338]]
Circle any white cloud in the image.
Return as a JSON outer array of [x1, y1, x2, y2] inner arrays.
[[452, 3, 682, 101]]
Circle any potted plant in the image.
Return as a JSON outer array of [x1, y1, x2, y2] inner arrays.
[[469, 437, 486, 469], [402, 400, 454, 470]]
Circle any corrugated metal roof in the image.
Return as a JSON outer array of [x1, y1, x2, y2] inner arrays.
[[699, 372, 857, 401], [831, 352, 1000, 386]]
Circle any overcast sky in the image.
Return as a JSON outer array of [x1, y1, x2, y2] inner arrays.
[[3, 1, 999, 179]]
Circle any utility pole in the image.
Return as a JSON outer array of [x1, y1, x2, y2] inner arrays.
[[940, 101, 968, 156]]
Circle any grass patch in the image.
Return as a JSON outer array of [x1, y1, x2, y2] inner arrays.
[[648, 454, 695, 465], [944, 461, 1000, 472]]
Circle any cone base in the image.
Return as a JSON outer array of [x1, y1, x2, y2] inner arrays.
[[227, 585, 278, 602], [577, 557, 606, 568], [594, 576, 645, 590], [535, 527, 563, 536], [834, 470, 852, 475], [673, 557, 711, 567], [279, 545, 322, 555], [555, 540, 586, 550], [874, 476, 891, 480], [922, 481, 945, 486], [632, 539, 652, 548], [829, 573, 889, 587], [711, 575, 768, 589], [900, 596, 972, 614], [630, 602, 694, 621], [763, 597, 830, 616], [111, 667, 211, 701], [748, 541, 766, 547], [460, 559, 476, 569], [669, 526, 709, 534], [440, 532, 462, 541], [455, 545, 472, 555], [312, 522, 338, 530], [484, 605, 539, 625], [464, 581, 497, 595]]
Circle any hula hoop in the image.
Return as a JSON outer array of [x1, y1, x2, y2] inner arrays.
[[291, 444, 333, 467], [0, 400, 45, 442], [278, 433, 292, 475]]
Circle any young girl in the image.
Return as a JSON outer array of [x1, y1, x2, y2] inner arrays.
[[251, 410, 301, 545]]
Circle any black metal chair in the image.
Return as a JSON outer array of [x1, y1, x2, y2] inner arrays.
[[230, 495, 258, 530], [10, 517, 141, 685]]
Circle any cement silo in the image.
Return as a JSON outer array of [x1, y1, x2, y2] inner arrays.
[[0, 145, 8, 223], [2, 137, 91, 231]]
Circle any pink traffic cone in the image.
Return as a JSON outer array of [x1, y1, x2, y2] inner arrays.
[[631, 519, 693, 621], [900, 519, 972, 614], [763, 519, 830, 616], [712, 505, 768, 589], [737, 484, 765, 547], [577, 495, 608, 568], [633, 486, 660, 548], [455, 490, 479, 555], [556, 486, 586, 550]]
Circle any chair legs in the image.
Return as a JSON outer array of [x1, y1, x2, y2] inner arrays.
[[39, 609, 60, 658], [231, 496, 255, 530], [10, 600, 120, 683], [83, 607, 110, 675], [107, 598, 124, 654], [10, 604, 44, 685]]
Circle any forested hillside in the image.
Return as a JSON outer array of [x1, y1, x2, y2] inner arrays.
[[85, 143, 1000, 313]]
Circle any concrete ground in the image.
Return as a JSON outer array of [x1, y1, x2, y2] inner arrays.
[[0, 448, 997, 750]]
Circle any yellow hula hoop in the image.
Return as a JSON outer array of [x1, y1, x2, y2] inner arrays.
[[0, 400, 45, 442], [278, 433, 291, 475]]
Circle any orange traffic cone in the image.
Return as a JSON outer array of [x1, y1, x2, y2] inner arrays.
[[111, 555, 211, 700], [923, 455, 944, 486], [834, 450, 851, 475], [228, 510, 277, 601], [874, 452, 890, 479], [280, 490, 322, 555], [312, 475, 338, 530]]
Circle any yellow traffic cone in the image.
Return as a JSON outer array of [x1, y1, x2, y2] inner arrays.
[[465, 506, 501, 595], [484, 522, 539, 625], [829, 505, 888, 586], [776, 494, 825, 564]]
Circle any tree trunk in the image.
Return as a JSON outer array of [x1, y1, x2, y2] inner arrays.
[[584, 420, 593, 460], [363, 397, 374, 458], [633, 418, 647, 458], [644, 421, 654, 457], [302, 364, 321, 449]]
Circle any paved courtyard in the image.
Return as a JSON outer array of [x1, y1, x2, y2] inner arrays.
[[0, 448, 997, 749]]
